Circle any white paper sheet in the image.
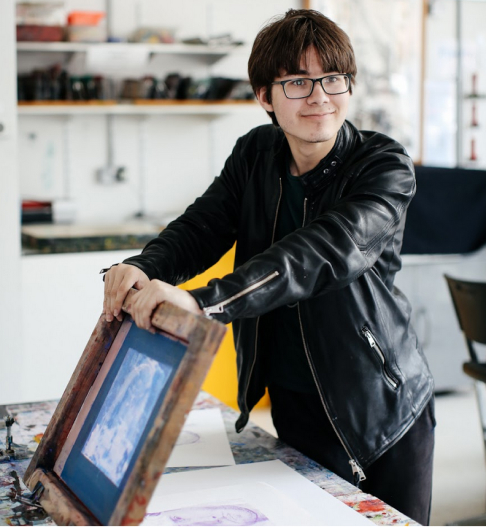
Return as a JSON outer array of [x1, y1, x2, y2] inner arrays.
[[86, 45, 150, 75], [142, 482, 317, 526], [145, 460, 374, 526], [166, 408, 235, 468]]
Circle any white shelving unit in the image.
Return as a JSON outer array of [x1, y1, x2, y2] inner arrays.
[[16, 41, 240, 59], [16, 39, 255, 114], [16, 37, 260, 201], [455, 0, 486, 168]]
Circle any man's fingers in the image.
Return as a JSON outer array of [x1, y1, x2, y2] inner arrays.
[[105, 267, 124, 321], [103, 270, 115, 321], [130, 282, 163, 331], [112, 280, 126, 318], [114, 271, 142, 318], [102, 264, 149, 323], [127, 280, 203, 332], [132, 295, 152, 331], [134, 273, 149, 291]]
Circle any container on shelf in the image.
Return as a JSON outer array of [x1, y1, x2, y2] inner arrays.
[[16, 25, 64, 42], [67, 11, 105, 26], [65, 10, 106, 42], [66, 25, 107, 43]]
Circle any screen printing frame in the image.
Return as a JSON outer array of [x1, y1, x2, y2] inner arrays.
[[23, 289, 226, 526]]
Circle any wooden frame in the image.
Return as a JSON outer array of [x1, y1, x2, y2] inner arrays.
[[23, 289, 226, 526]]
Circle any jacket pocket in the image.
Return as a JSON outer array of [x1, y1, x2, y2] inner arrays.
[[361, 326, 400, 389]]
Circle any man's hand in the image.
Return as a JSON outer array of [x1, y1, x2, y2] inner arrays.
[[103, 263, 150, 322], [127, 280, 203, 332]]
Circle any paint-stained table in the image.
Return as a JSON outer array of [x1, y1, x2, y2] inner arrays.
[[0, 393, 418, 526]]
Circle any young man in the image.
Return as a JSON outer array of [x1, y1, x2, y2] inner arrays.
[[103, 9, 435, 525]]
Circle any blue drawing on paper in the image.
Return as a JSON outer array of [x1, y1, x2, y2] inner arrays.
[[176, 431, 201, 446], [81, 347, 171, 486], [144, 503, 271, 526]]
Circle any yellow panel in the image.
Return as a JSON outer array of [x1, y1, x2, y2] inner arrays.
[[179, 246, 269, 410]]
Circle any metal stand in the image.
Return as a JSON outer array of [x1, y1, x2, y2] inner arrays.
[[0, 415, 30, 463]]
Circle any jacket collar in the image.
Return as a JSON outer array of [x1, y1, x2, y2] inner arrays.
[[276, 121, 354, 193]]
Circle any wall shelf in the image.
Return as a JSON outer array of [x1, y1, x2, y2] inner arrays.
[[17, 100, 259, 116], [16, 41, 242, 61]]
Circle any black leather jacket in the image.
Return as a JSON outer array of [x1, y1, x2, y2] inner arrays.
[[124, 121, 434, 479]]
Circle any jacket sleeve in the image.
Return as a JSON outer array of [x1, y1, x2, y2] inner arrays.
[[189, 141, 416, 324], [122, 135, 250, 284]]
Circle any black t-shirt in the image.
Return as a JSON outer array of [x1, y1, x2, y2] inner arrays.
[[265, 167, 316, 393]]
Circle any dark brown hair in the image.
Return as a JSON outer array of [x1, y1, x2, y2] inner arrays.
[[248, 9, 357, 126]]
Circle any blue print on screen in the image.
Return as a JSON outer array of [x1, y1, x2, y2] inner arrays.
[[81, 347, 171, 486]]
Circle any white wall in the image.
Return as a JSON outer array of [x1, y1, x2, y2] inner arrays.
[[397, 249, 486, 392], [20, 250, 136, 402], [17, 0, 298, 225], [15, 1, 299, 403], [0, 0, 23, 404]]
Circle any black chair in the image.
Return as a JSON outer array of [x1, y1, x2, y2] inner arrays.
[[444, 274, 486, 526], [445, 275, 486, 388]]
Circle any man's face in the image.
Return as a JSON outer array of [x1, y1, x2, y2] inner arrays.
[[257, 46, 350, 152]]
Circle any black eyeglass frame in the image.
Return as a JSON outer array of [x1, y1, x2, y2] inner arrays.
[[271, 73, 352, 99]]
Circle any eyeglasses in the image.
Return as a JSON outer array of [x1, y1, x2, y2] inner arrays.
[[272, 73, 352, 99]]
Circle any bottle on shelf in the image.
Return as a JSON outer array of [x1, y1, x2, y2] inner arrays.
[[469, 137, 478, 162], [471, 101, 479, 128], [471, 73, 478, 98]]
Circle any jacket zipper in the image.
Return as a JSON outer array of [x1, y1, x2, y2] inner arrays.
[[232, 178, 283, 415], [361, 327, 399, 389], [297, 306, 366, 484], [204, 178, 283, 318], [298, 196, 366, 484], [203, 271, 280, 315], [242, 177, 283, 413]]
